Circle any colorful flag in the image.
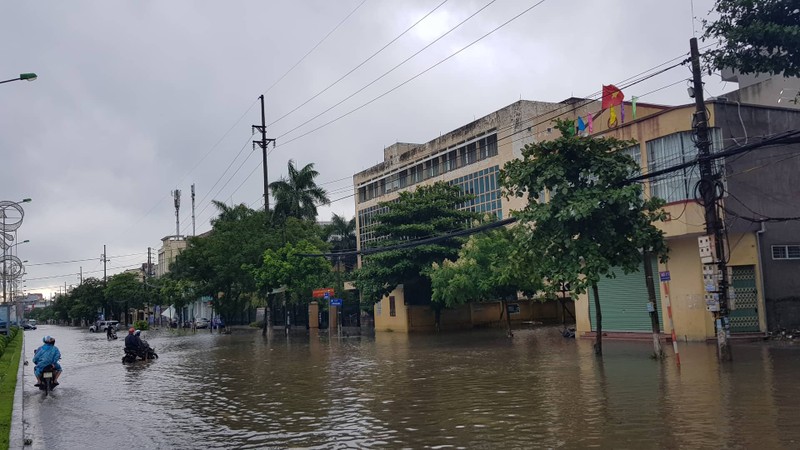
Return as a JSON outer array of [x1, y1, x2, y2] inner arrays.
[[632, 96, 638, 119], [608, 105, 618, 127], [602, 84, 624, 109], [620, 102, 625, 124], [577, 116, 586, 132], [588, 113, 593, 133]]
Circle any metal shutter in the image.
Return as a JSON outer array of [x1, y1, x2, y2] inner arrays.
[[589, 257, 662, 332]]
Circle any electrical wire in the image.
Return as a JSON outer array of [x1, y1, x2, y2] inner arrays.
[[267, 0, 450, 128], [272, 0, 550, 151]]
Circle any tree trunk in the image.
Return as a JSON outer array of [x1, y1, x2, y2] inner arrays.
[[593, 283, 602, 356], [642, 250, 664, 358]]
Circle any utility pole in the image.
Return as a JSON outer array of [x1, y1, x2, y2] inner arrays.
[[690, 37, 732, 361], [80, 266, 83, 284], [253, 95, 276, 219], [191, 184, 196, 236], [102, 245, 109, 320]]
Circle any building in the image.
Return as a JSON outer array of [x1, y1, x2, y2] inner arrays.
[[156, 235, 187, 278], [353, 99, 667, 332], [574, 97, 800, 340]]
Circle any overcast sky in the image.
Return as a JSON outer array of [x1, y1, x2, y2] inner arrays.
[[2, 0, 726, 296]]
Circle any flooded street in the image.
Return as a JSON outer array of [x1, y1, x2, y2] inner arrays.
[[20, 324, 800, 449]]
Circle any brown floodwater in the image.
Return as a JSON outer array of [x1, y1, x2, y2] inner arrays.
[[21, 324, 800, 449]]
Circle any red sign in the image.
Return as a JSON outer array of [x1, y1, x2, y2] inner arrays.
[[312, 288, 335, 298]]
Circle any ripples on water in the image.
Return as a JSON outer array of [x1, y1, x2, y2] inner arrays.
[[22, 325, 800, 449]]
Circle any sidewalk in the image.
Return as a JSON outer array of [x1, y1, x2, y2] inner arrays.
[[9, 332, 25, 449]]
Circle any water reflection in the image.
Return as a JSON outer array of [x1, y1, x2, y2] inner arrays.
[[22, 325, 800, 449]]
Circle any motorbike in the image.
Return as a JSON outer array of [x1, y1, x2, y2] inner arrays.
[[39, 364, 58, 397], [106, 329, 118, 340], [122, 340, 158, 363]]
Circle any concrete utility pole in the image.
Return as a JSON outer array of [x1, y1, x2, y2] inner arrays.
[[690, 37, 732, 361], [191, 184, 196, 236], [253, 95, 276, 219]]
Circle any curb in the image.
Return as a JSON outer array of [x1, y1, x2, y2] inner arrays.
[[9, 332, 25, 449]]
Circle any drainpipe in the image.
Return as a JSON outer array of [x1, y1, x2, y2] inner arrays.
[[755, 222, 768, 332]]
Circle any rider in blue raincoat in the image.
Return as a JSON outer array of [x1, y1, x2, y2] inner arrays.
[[33, 335, 62, 387]]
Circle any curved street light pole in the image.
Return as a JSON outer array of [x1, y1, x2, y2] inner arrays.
[[0, 73, 37, 85]]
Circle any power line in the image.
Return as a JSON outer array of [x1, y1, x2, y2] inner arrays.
[[273, 0, 550, 150], [267, 0, 450, 128], [260, 0, 369, 99], [26, 253, 147, 267], [270, 0, 500, 145], [25, 264, 142, 282]]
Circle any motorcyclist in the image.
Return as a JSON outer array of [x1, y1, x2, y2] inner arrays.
[[124, 327, 142, 354], [134, 330, 153, 357], [33, 335, 62, 387], [106, 323, 116, 339]]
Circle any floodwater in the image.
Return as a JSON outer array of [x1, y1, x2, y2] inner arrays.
[[20, 324, 800, 449]]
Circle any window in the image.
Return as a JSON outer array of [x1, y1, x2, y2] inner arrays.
[[647, 129, 722, 203], [621, 145, 642, 176], [389, 296, 396, 317], [772, 245, 800, 260]]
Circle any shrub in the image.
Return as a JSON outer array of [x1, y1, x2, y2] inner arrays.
[[133, 320, 149, 331], [249, 321, 264, 328]]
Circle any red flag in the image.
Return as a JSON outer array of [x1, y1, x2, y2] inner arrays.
[[602, 84, 624, 109]]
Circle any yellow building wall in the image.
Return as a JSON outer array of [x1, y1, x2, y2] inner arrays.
[[373, 286, 409, 332], [575, 232, 763, 341]]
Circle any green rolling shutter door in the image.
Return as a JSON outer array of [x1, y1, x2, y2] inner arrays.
[[589, 257, 662, 332]]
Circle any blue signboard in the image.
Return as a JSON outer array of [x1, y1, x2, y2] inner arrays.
[[659, 271, 671, 282], [329, 298, 343, 307], [323, 291, 330, 300]]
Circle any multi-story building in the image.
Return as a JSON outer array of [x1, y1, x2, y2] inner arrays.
[[569, 74, 800, 340], [353, 99, 667, 332], [156, 235, 187, 278]]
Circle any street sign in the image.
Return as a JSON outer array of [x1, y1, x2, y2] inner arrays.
[[313, 288, 335, 298], [659, 271, 671, 282], [323, 291, 330, 300], [329, 298, 343, 307]]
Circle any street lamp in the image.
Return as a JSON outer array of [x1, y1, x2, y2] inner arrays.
[[0, 73, 37, 85]]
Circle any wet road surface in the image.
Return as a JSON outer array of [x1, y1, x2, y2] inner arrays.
[[20, 324, 800, 449]]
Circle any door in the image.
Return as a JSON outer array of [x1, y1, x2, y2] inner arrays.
[[589, 256, 662, 333], [730, 265, 760, 333]]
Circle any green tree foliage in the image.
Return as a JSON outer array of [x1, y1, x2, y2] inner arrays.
[[169, 203, 327, 323], [430, 227, 542, 307], [105, 272, 146, 323], [324, 213, 357, 271], [354, 182, 478, 309], [251, 240, 332, 306], [269, 160, 330, 221], [703, 0, 800, 76], [501, 120, 668, 355], [67, 278, 105, 322]]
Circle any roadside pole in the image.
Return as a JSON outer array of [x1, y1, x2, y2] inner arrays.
[[690, 37, 732, 361], [660, 268, 680, 367]]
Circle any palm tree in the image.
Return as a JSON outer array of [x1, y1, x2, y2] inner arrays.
[[326, 213, 356, 271], [269, 160, 329, 220]]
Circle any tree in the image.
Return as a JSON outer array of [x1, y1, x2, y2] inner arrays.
[[702, 0, 800, 77], [269, 160, 330, 220], [430, 227, 543, 336], [104, 272, 146, 325], [501, 119, 668, 356], [354, 182, 478, 328], [251, 240, 332, 332], [325, 213, 357, 271], [67, 278, 105, 324]]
